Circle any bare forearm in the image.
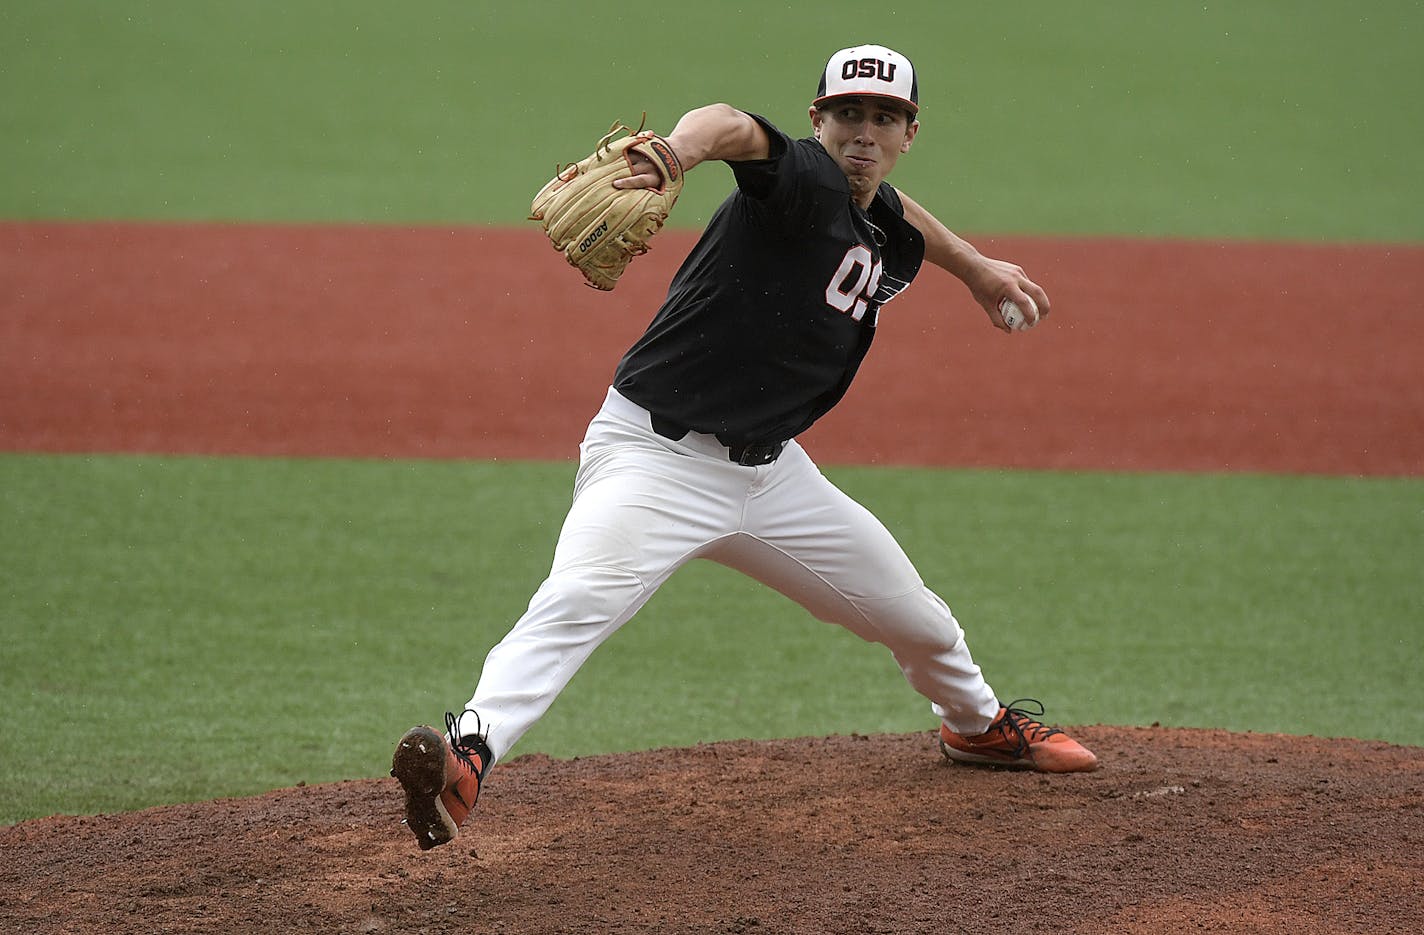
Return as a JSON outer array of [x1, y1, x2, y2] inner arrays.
[[664, 104, 770, 171], [897, 187, 1052, 331]]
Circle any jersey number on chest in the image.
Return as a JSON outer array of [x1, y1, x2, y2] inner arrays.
[[824, 245, 883, 322]]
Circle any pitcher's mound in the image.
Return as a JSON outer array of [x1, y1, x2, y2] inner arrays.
[[3, 726, 1421, 934]]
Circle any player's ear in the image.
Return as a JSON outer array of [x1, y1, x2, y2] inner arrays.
[[900, 119, 919, 153], [809, 105, 823, 139]]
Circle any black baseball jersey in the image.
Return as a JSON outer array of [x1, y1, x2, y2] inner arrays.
[[612, 113, 926, 446]]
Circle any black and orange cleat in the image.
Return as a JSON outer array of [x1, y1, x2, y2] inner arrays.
[[391, 710, 492, 850]]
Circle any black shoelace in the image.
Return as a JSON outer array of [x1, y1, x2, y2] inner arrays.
[[995, 698, 1065, 755], [445, 709, 493, 784]]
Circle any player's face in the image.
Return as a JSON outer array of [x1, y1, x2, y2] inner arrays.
[[810, 98, 919, 206]]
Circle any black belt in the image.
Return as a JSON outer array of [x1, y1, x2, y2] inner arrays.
[[650, 414, 786, 466]]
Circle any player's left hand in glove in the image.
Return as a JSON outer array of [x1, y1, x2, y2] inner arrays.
[[529, 120, 684, 291]]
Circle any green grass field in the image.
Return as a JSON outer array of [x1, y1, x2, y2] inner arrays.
[[2, 455, 1421, 824], [2, 2, 1422, 824], [2, 1, 1422, 239]]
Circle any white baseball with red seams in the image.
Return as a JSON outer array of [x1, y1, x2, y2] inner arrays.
[[999, 296, 1037, 331]]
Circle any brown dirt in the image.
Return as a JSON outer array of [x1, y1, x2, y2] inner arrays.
[[2, 221, 1422, 932], [3, 728, 1422, 934], [3, 222, 1421, 474]]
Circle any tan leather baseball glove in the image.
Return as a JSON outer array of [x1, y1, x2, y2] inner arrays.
[[529, 121, 684, 291]]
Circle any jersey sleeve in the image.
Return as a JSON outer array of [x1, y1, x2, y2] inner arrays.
[[726, 113, 844, 232], [725, 113, 792, 200]]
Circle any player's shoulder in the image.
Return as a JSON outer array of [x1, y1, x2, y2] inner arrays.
[[729, 115, 827, 202], [738, 113, 832, 174], [759, 131, 844, 195], [737, 113, 794, 163], [876, 181, 905, 216]]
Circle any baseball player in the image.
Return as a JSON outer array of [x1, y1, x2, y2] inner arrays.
[[392, 44, 1097, 852]]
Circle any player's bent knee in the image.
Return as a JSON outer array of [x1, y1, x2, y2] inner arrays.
[[859, 587, 965, 653]]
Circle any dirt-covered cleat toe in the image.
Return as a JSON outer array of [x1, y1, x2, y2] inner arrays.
[[939, 699, 1097, 773]]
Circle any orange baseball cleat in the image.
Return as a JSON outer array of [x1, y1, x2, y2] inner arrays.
[[391, 710, 491, 850], [939, 699, 1098, 773]]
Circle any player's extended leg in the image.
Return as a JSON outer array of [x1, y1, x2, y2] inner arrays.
[[462, 395, 749, 763], [394, 395, 749, 848], [709, 441, 998, 731], [715, 440, 1096, 772]]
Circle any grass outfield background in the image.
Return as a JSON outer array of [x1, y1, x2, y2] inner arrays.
[[2, 2, 1422, 823], [1, 1, 1421, 240]]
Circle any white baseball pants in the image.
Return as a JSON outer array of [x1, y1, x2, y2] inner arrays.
[[464, 387, 1001, 762]]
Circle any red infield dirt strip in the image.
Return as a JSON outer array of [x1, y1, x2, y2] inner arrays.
[[2, 221, 1421, 474], [2, 222, 1423, 934]]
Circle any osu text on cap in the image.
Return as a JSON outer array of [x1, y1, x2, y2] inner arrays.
[[842, 58, 897, 83]]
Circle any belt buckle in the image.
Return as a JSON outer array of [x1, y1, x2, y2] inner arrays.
[[733, 442, 784, 466]]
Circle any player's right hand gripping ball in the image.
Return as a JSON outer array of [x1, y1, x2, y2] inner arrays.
[[529, 122, 684, 291]]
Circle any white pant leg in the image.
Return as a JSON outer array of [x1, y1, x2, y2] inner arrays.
[[712, 441, 1001, 734], [465, 391, 746, 761]]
